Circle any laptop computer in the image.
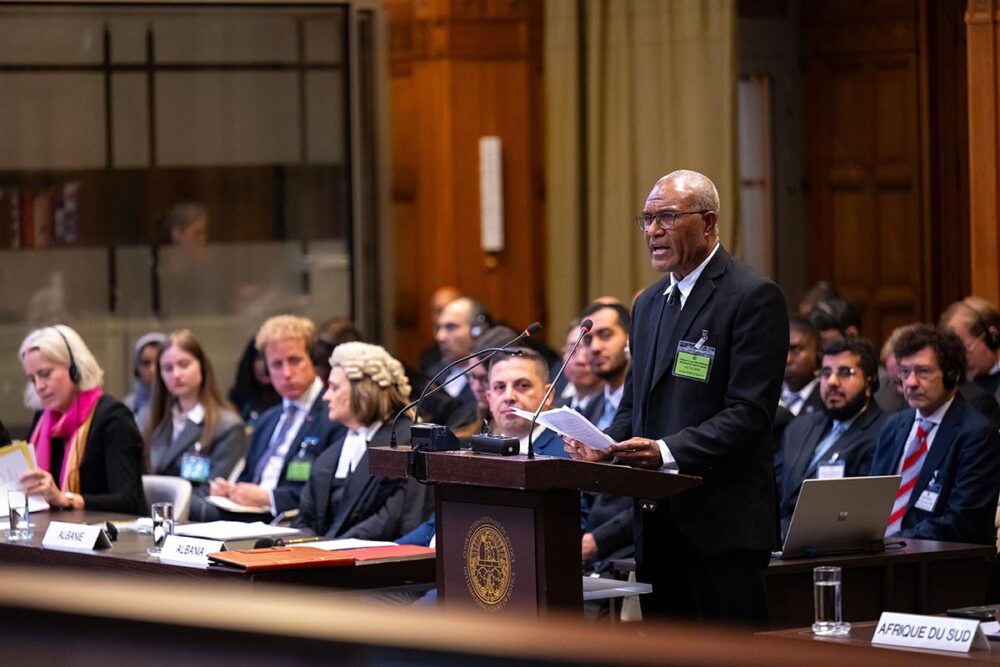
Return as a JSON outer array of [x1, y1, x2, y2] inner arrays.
[[776, 475, 902, 559]]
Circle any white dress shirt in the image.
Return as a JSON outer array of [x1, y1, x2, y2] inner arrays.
[[335, 421, 383, 479]]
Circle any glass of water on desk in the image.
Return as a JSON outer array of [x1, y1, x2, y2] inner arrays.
[[813, 565, 850, 636], [147, 501, 174, 556], [7, 490, 31, 541]]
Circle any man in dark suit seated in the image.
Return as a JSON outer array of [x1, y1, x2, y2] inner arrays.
[[486, 347, 567, 457], [870, 324, 1000, 545], [208, 315, 344, 520], [779, 316, 822, 419], [396, 346, 567, 547], [554, 318, 605, 422], [776, 337, 885, 535]]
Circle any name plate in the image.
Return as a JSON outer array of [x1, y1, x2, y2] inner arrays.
[[872, 612, 990, 653], [158, 535, 226, 567], [42, 521, 112, 550]]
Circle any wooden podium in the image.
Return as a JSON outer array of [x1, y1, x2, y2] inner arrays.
[[370, 447, 700, 615]]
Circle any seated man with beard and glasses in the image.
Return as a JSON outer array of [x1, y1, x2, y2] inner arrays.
[[775, 338, 886, 536]]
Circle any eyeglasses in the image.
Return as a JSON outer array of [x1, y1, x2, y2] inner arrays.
[[897, 365, 939, 381], [820, 367, 860, 380], [634, 209, 711, 232], [965, 333, 986, 352], [469, 372, 488, 386]]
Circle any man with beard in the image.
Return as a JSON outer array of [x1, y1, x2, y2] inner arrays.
[[775, 338, 886, 535], [580, 302, 631, 430]]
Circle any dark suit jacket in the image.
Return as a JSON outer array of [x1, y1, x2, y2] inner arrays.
[[776, 403, 885, 531], [295, 418, 432, 540], [238, 394, 345, 513], [606, 247, 787, 562], [532, 428, 568, 458], [555, 391, 604, 425], [30, 396, 146, 514], [148, 408, 247, 519], [870, 394, 1000, 545]]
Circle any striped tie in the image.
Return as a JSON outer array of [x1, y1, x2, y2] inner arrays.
[[886, 418, 932, 536]]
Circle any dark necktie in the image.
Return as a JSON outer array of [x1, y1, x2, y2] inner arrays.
[[652, 286, 682, 379], [253, 404, 298, 482]]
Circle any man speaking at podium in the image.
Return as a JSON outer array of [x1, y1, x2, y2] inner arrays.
[[565, 170, 787, 627]]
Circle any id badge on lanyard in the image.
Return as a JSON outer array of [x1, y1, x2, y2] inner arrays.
[[180, 442, 211, 483]]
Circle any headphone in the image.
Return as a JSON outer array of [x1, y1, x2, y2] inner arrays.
[[469, 301, 494, 339], [53, 327, 80, 385], [960, 298, 1000, 352]]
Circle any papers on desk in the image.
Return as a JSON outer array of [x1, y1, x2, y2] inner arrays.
[[301, 538, 398, 551], [980, 621, 1000, 640], [174, 521, 299, 542], [205, 495, 270, 514], [509, 405, 615, 452], [0, 441, 49, 514]]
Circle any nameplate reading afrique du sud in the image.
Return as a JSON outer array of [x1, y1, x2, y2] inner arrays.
[[42, 521, 112, 551], [872, 612, 990, 653]]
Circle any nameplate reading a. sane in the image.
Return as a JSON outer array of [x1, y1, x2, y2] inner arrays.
[[158, 535, 226, 566], [872, 612, 989, 653], [42, 521, 112, 550]]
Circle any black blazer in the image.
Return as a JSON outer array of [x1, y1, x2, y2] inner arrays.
[[870, 394, 1000, 545], [776, 403, 885, 530], [606, 247, 787, 559], [238, 393, 345, 513], [31, 396, 146, 514], [295, 418, 432, 540]]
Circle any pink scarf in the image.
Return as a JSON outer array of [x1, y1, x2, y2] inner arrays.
[[31, 387, 103, 489]]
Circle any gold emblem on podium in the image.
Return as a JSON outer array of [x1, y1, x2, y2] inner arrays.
[[463, 517, 514, 609]]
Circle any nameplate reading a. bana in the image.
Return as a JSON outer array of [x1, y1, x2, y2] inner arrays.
[[157, 535, 226, 566], [872, 612, 989, 653], [42, 521, 112, 550]]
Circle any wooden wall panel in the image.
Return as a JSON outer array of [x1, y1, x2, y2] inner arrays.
[[385, 0, 544, 366], [967, 0, 1000, 304], [802, 0, 972, 345]]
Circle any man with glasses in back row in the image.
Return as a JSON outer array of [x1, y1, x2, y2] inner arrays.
[[564, 170, 787, 628], [870, 324, 1000, 545], [776, 338, 886, 536]]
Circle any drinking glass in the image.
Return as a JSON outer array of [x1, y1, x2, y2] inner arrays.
[[147, 502, 174, 556], [813, 565, 850, 636]]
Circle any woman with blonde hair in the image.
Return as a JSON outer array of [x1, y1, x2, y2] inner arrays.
[[18, 325, 145, 513], [145, 329, 247, 519], [295, 342, 431, 539]]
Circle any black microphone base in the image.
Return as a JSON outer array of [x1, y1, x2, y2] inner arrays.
[[470, 434, 518, 456]]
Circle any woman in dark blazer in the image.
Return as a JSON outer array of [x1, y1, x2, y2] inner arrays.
[[295, 342, 431, 540], [144, 330, 248, 520], [18, 325, 145, 514]]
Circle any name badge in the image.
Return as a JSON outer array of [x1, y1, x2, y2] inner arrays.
[[915, 489, 939, 512], [42, 521, 112, 551], [873, 612, 989, 653], [673, 339, 715, 383], [286, 460, 311, 482], [180, 453, 211, 483], [817, 461, 845, 479], [158, 535, 226, 567]]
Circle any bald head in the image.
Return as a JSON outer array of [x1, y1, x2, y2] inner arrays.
[[435, 297, 476, 363]]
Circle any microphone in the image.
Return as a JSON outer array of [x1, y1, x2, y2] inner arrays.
[[526, 318, 592, 459], [253, 535, 324, 549], [389, 322, 542, 447]]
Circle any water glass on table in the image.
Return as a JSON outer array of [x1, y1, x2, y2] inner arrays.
[[6, 490, 31, 541], [812, 565, 850, 636], [147, 501, 174, 556]]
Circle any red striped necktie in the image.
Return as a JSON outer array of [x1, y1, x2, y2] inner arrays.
[[886, 418, 932, 536]]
